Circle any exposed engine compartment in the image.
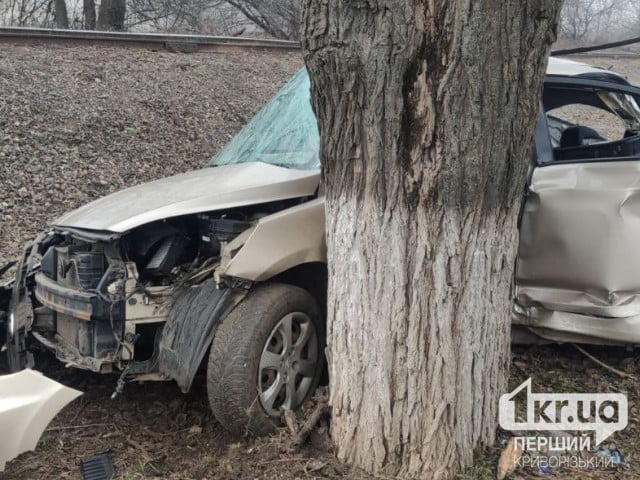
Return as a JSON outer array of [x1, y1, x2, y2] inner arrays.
[[127, 198, 299, 283], [13, 198, 304, 375]]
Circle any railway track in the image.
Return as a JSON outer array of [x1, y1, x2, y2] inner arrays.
[[0, 27, 301, 53], [2, 27, 640, 59]]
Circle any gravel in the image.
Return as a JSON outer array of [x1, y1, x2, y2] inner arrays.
[[0, 44, 301, 265]]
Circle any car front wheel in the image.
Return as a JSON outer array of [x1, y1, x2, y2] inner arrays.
[[207, 283, 324, 436]]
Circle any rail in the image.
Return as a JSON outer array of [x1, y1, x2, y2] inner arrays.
[[0, 27, 301, 53]]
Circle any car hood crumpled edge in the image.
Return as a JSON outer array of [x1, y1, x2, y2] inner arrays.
[[53, 163, 321, 233]]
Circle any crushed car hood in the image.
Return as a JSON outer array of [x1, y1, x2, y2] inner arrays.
[[54, 162, 321, 232]]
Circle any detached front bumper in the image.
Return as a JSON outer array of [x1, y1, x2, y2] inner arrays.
[[0, 369, 82, 472]]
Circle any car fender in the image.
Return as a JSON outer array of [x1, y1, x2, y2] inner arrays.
[[217, 198, 327, 282]]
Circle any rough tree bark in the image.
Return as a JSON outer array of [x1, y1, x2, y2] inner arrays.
[[53, 0, 68, 28], [301, 1, 562, 478], [97, 0, 126, 30], [84, 0, 96, 29]]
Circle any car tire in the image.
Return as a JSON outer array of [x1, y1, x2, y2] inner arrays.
[[207, 283, 324, 436]]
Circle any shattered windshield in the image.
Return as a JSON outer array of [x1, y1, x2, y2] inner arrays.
[[209, 68, 320, 170]]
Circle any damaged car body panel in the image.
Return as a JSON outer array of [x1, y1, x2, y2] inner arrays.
[[517, 162, 640, 316], [515, 162, 640, 343], [218, 198, 326, 282], [0, 369, 82, 472], [513, 71, 640, 344]]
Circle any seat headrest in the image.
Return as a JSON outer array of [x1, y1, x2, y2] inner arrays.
[[559, 125, 604, 148]]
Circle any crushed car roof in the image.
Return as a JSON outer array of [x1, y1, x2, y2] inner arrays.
[[546, 57, 626, 82]]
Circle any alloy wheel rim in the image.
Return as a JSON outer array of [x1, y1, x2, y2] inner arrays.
[[258, 312, 318, 417]]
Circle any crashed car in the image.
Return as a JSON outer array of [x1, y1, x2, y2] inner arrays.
[[2, 69, 325, 436], [2, 57, 640, 435]]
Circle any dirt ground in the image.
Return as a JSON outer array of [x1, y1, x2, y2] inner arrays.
[[0, 353, 346, 480], [2, 346, 639, 480], [2, 45, 640, 479]]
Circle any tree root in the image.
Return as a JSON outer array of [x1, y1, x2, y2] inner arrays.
[[283, 392, 330, 448]]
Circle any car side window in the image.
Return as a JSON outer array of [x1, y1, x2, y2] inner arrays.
[[547, 104, 626, 148]]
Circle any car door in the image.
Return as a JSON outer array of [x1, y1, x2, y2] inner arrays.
[[514, 76, 640, 343]]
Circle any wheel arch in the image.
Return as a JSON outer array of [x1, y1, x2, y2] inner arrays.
[[156, 280, 247, 393], [267, 262, 327, 317]]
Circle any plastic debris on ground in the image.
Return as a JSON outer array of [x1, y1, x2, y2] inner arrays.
[[596, 443, 630, 469], [80, 450, 116, 480], [538, 463, 552, 474], [0, 369, 82, 471]]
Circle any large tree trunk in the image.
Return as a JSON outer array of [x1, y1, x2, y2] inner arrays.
[[53, 0, 68, 28], [84, 0, 96, 29], [97, 0, 125, 30], [301, 1, 562, 478]]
